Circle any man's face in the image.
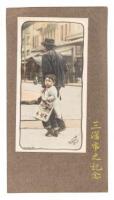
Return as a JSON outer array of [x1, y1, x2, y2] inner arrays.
[[45, 77, 54, 88]]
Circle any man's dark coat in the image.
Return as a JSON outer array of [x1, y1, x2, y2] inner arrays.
[[42, 50, 65, 88]]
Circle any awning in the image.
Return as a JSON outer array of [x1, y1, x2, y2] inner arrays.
[[25, 55, 42, 66], [32, 56, 42, 65]]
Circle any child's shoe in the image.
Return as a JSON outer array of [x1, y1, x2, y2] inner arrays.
[[57, 118, 66, 132], [45, 128, 53, 137], [52, 129, 59, 137]]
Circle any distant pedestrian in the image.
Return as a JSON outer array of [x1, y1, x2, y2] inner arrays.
[[74, 57, 83, 82]]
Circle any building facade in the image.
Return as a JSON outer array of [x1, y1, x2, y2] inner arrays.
[[21, 22, 84, 82]]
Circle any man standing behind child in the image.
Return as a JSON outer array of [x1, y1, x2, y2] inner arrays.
[[41, 38, 66, 131]]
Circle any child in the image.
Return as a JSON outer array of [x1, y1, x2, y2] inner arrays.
[[36, 74, 62, 137]]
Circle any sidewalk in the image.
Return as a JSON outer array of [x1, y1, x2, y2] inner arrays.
[[21, 119, 81, 129], [19, 82, 83, 150], [21, 82, 82, 121], [20, 127, 82, 150], [21, 81, 82, 101]]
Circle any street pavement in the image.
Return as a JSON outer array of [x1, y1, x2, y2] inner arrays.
[[20, 128, 82, 151], [19, 81, 83, 151], [21, 81, 82, 121]]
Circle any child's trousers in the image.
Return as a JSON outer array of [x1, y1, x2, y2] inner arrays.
[[42, 110, 58, 130]]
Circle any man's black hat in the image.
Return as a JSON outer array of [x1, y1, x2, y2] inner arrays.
[[41, 38, 56, 47]]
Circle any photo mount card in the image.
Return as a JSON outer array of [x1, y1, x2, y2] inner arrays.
[[16, 17, 88, 153], [7, 7, 108, 192]]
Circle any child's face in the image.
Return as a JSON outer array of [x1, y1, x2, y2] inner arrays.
[[45, 77, 54, 88]]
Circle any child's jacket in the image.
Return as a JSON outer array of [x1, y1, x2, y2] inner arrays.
[[36, 86, 62, 121]]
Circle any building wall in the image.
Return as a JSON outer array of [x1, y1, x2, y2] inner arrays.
[[21, 22, 84, 82], [22, 22, 83, 60]]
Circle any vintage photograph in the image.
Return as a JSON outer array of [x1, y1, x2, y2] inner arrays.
[[16, 17, 88, 152]]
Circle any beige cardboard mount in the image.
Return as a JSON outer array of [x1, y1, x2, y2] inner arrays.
[[7, 7, 108, 192]]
